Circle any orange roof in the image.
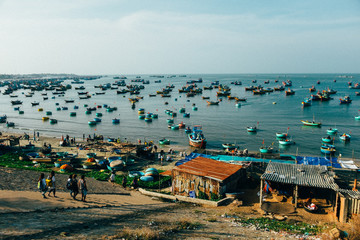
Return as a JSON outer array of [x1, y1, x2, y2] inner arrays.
[[173, 157, 242, 182]]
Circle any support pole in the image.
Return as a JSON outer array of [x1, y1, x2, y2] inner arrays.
[[259, 178, 264, 208], [294, 185, 298, 210]]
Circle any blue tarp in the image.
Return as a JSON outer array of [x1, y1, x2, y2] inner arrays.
[[175, 152, 343, 168], [296, 156, 341, 168]]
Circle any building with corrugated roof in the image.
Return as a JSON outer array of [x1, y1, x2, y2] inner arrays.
[[171, 157, 246, 199]]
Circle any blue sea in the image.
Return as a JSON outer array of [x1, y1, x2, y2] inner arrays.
[[1, 73, 360, 158]]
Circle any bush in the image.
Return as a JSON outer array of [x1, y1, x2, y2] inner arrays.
[[198, 191, 208, 200]]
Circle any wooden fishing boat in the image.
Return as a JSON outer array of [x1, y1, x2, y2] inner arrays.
[[183, 113, 190, 118], [46, 111, 52, 116], [355, 116, 360, 120], [320, 144, 336, 154], [339, 133, 351, 141], [144, 117, 152, 122], [64, 99, 75, 103], [202, 96, 210, 100], [327, 128, 338, 135], [49, 119, 57, 124], [159, 138, 170, 145], [259, 146, 274, 154], [301, 99, 312, 107], [206, 100, 219, 105], [70, 112, 77, 117], [234, 97, 247, 102], [301, 120, 321, 127], [11, 100, 22, 105], [340, 95, 352, 104], [185, 127, 192, 134], [171, 125, 179, 130], [88, 121, 97, 126], [247, 126, 257, 132], [6, 122, 15, 127], [322, 136, 332, 143], [276, 133, 287, 138], [31, 102, 40, 106], [285, 89, 295, 96], [93, 118, 102, 122], [309, 86, 316, 92], [222, 143, 236, 150], [188, 125, 206, 148], [279, 139, 293, 145]]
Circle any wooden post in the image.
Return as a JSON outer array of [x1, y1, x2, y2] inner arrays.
[[259, 178, 264, 208], [294, 185, 298, 210]]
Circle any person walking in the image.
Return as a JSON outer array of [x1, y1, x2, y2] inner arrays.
[[47, 171, 56, 197], [71, 174, 79, 200], [109, 171, 116, 186], [66, 174, 74, 198], [78, 175, 87, 202], [38, 173, 47, 198], [122, 175, 127, 188]]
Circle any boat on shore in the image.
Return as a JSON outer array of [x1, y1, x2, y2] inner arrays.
[[188, 125, 206, 148]]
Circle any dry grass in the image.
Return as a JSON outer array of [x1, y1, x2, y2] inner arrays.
[[107, 218, 201, 240], [349, 215, 360, 240]]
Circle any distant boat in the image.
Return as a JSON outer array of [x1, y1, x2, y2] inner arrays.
[[301, 120, 321, 127], [279, 139, 293, 145], [247, 126, 257, 132], [206, 100, 219, 105], [340, 96, 352, 104], [31, 102, 40, 106], [327, 128, 338, 135], [11, 100, 22, 105]]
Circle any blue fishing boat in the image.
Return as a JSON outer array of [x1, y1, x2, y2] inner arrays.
[[301, 98, 312, 107], [88, 121, 97, 126], [144, 117, 152, 122], [322, 136, 332, 143], [276, 133, 287, 139], [183, 113, 190, 118], [279, 139, 293, 145], [339, 133, 351, 141], [138, 115, 145, 120], [340, 96, 352, 104], [179, 108, 185, 113], [167, 118, 174, 124], [70, 112, 76, 117], [94, 118, 102, 122], [188, 125, 206, 148], [49, 119, 58, 124], [112, 118, 120, 124], [96, 112, 103, 117], [320, 144, 336, 154], [6, 122, 15, 127], [327, 128, 338, 135], [159, 138, 170, 145], [222, 143, 236, 150], [247, 126, 257, 132], [185, 127, 192, 134], [355, 116, 360, 121], [259, 146, 274, 154]]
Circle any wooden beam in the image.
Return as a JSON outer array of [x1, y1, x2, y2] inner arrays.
[[259, 178, 264, 208], [294, 185, 298, 210]]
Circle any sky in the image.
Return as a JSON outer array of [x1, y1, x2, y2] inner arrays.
[[0, 0, 359, 75]]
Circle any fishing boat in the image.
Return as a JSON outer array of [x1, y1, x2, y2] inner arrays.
[[276, 133, 287, 139], [159, 138, 170, 145], [6, 122, 15, 127], [222, 143, 236, 150], [355, 116, 360, 120], [185, 127, 192, 134], [64, 99, 75, 103], [31, 102, 40, 106], [285, 89, 295, 96], [188, 125, 206, 148], [301, 120, 321, 127], [42, 116, 50, 121], [339, 133, 351, 141], [320, 144, 336, 154], [93, 118, 102, 122], [279, 139, 293, 145], [178, 122, 185, 128], [0, 115, 7, 123], [144, 117, 152, 122], [327, 128, 338, 135], [301, 98, 312, 107], [340, 96, 352, 104], [183, 113, 190, 118], [259, 146, 274, 154], [88, 121, 97, 126], [322, 136, 332, 143], [11, 100, 22, 105], [46, 111, 52, 116], [206, 100, 219, 105], [247, 126, 257, 132], [70, 112, 76, 117], [49, 119, 58, 124], [112, 118, 120, 124], [138, 115, 145, 120], [171, 125, 179, 130], [309, 86, 316, 92]]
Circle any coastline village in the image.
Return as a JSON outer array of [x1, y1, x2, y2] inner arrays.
[[0, 74, 360, 239]]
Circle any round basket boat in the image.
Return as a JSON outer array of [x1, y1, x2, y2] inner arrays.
[[140, 176, 154, 182]]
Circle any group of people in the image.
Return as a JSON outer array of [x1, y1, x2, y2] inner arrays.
[[66, 174, 87, 202], [37, 171, 56, 198], [37, 172, 87, 202]]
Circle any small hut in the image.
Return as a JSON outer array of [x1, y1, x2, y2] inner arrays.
[[171, 157, 246, 199]]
